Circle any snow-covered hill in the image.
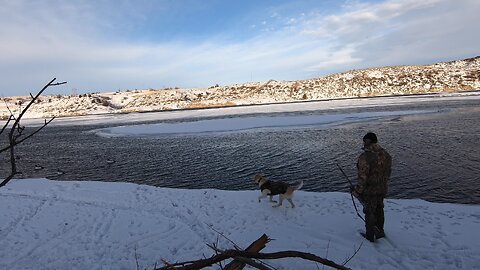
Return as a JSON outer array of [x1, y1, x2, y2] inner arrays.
[[2, 56, 479, 119]]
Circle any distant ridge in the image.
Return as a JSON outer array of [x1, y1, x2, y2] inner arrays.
[[1, 56, 479, 119]]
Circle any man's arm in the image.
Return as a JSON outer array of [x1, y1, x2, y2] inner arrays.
[[355, 154, 369, 195]]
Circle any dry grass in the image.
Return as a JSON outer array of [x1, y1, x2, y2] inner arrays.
[[186, 102, 237, 109]]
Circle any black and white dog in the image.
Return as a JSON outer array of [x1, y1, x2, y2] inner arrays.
[[254, 174, 303, 208]]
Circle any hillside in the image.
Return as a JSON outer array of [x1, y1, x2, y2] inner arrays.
[[2, 56, 479, 119]]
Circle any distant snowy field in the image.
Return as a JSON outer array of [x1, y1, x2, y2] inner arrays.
[[1, 179, 479, 270], [23, 91, 480, 128]]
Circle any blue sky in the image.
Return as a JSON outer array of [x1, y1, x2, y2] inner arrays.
[[0, 0, 478, 96]]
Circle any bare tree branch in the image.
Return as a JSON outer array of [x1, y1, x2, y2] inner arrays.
[[205, 228, 277, 270], [2, 98, 16, 120], [223, 234, 270, 270], [226, 256, 271, 270], [155, 233, 354, 270], [156, 245, 352, 270], [13, 78, 65, 126], [156, 248, 352, 270], [0, 115, 14, 135], [0, 78, 66, 188], [0, 117, 55, 154], [208, 244, 272, 270]]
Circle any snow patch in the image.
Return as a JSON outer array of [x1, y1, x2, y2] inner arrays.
[[1, 179, 479, 270]]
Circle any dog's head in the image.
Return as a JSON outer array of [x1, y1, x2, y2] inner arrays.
[[254, 173, 266, 184]]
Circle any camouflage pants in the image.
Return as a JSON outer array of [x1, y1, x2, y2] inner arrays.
[[362, 195, 385, 240]]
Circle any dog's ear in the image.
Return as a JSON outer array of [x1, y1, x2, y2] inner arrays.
[[254, 173, 263, 182]]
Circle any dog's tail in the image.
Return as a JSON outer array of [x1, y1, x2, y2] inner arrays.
[[294, 180, 304, 191]]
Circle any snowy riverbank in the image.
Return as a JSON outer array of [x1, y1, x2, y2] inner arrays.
[[1, 179, 479, 269], [22, 91, 480, 128]]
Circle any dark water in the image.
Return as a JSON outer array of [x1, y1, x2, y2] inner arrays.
[[2, 98, 480, 204]]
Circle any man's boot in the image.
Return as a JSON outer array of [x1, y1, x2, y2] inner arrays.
[[375, 227, 385, 239], [360, 231, 375, 242], [375, 230, 385, 239]]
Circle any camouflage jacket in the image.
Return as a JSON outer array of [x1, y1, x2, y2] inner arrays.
[[356, 143, 392, 196]]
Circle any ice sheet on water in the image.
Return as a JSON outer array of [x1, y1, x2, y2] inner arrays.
[[95, 110, 434, 137]]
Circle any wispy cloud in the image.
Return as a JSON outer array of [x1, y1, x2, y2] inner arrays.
[[296, 0, 479, 68], [0, 0, 478, 95]]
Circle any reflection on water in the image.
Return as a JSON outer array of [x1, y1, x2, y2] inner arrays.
[[3, 99, 480, 204]]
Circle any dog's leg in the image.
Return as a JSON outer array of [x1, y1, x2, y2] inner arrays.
[[273, 196, 284, 208], [269, 195, 277, 203], [287, 198, 295, 208], [258, 190, 271, 203], [258, 194, 267, 202]]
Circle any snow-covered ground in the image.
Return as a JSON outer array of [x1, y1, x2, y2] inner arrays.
[[2, 93, 480, 269], [1, 179, 479, 270]]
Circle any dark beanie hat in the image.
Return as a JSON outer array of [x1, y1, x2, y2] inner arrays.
[[363, 132, 378, 143]]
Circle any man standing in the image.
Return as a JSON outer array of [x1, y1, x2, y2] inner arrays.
[[352, 132, 392, 242]]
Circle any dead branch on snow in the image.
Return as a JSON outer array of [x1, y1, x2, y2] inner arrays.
[[156, 234, 352, 270]]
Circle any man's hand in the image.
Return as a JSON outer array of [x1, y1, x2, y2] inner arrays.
[[350, 186, 361, 198], [352, 189, 361, 198]]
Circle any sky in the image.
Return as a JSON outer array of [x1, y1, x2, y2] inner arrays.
[[0, 0, 479, 96]]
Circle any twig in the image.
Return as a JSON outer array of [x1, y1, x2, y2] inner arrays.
[[0, 115, 13, 135], [342, 242, 363, 266], [14, 78, 65, 126], [208, 237, 224, 269], [323, 239, 331, 270], [0, 117, 55, 154], [135, 244, 140, 270], [205, 223, 242, 250], [2, 97, 16, 120]]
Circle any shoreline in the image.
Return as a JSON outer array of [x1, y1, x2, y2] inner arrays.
[[22, 90, 480, 127]]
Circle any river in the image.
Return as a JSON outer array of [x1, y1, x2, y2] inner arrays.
[[3, 94, 480, 204]]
